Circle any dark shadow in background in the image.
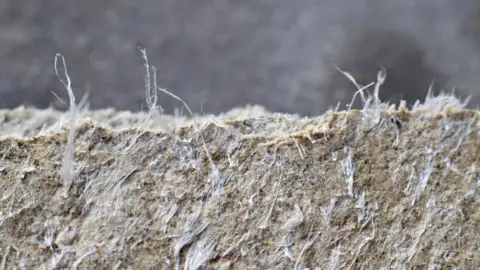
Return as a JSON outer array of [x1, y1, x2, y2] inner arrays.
[[324, 29, 449, 110], [459, 4, 480, 108]]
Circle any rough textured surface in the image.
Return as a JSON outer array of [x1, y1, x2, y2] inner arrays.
[[0, 94, 479, 269]]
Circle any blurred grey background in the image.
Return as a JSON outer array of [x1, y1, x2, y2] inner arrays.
[[1, 0, 479, 116]]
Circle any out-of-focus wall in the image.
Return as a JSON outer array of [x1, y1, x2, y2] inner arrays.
[[1, 0, 478, 116]]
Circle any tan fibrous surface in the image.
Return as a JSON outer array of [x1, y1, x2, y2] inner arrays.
[[0, 99, 479, 269]]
